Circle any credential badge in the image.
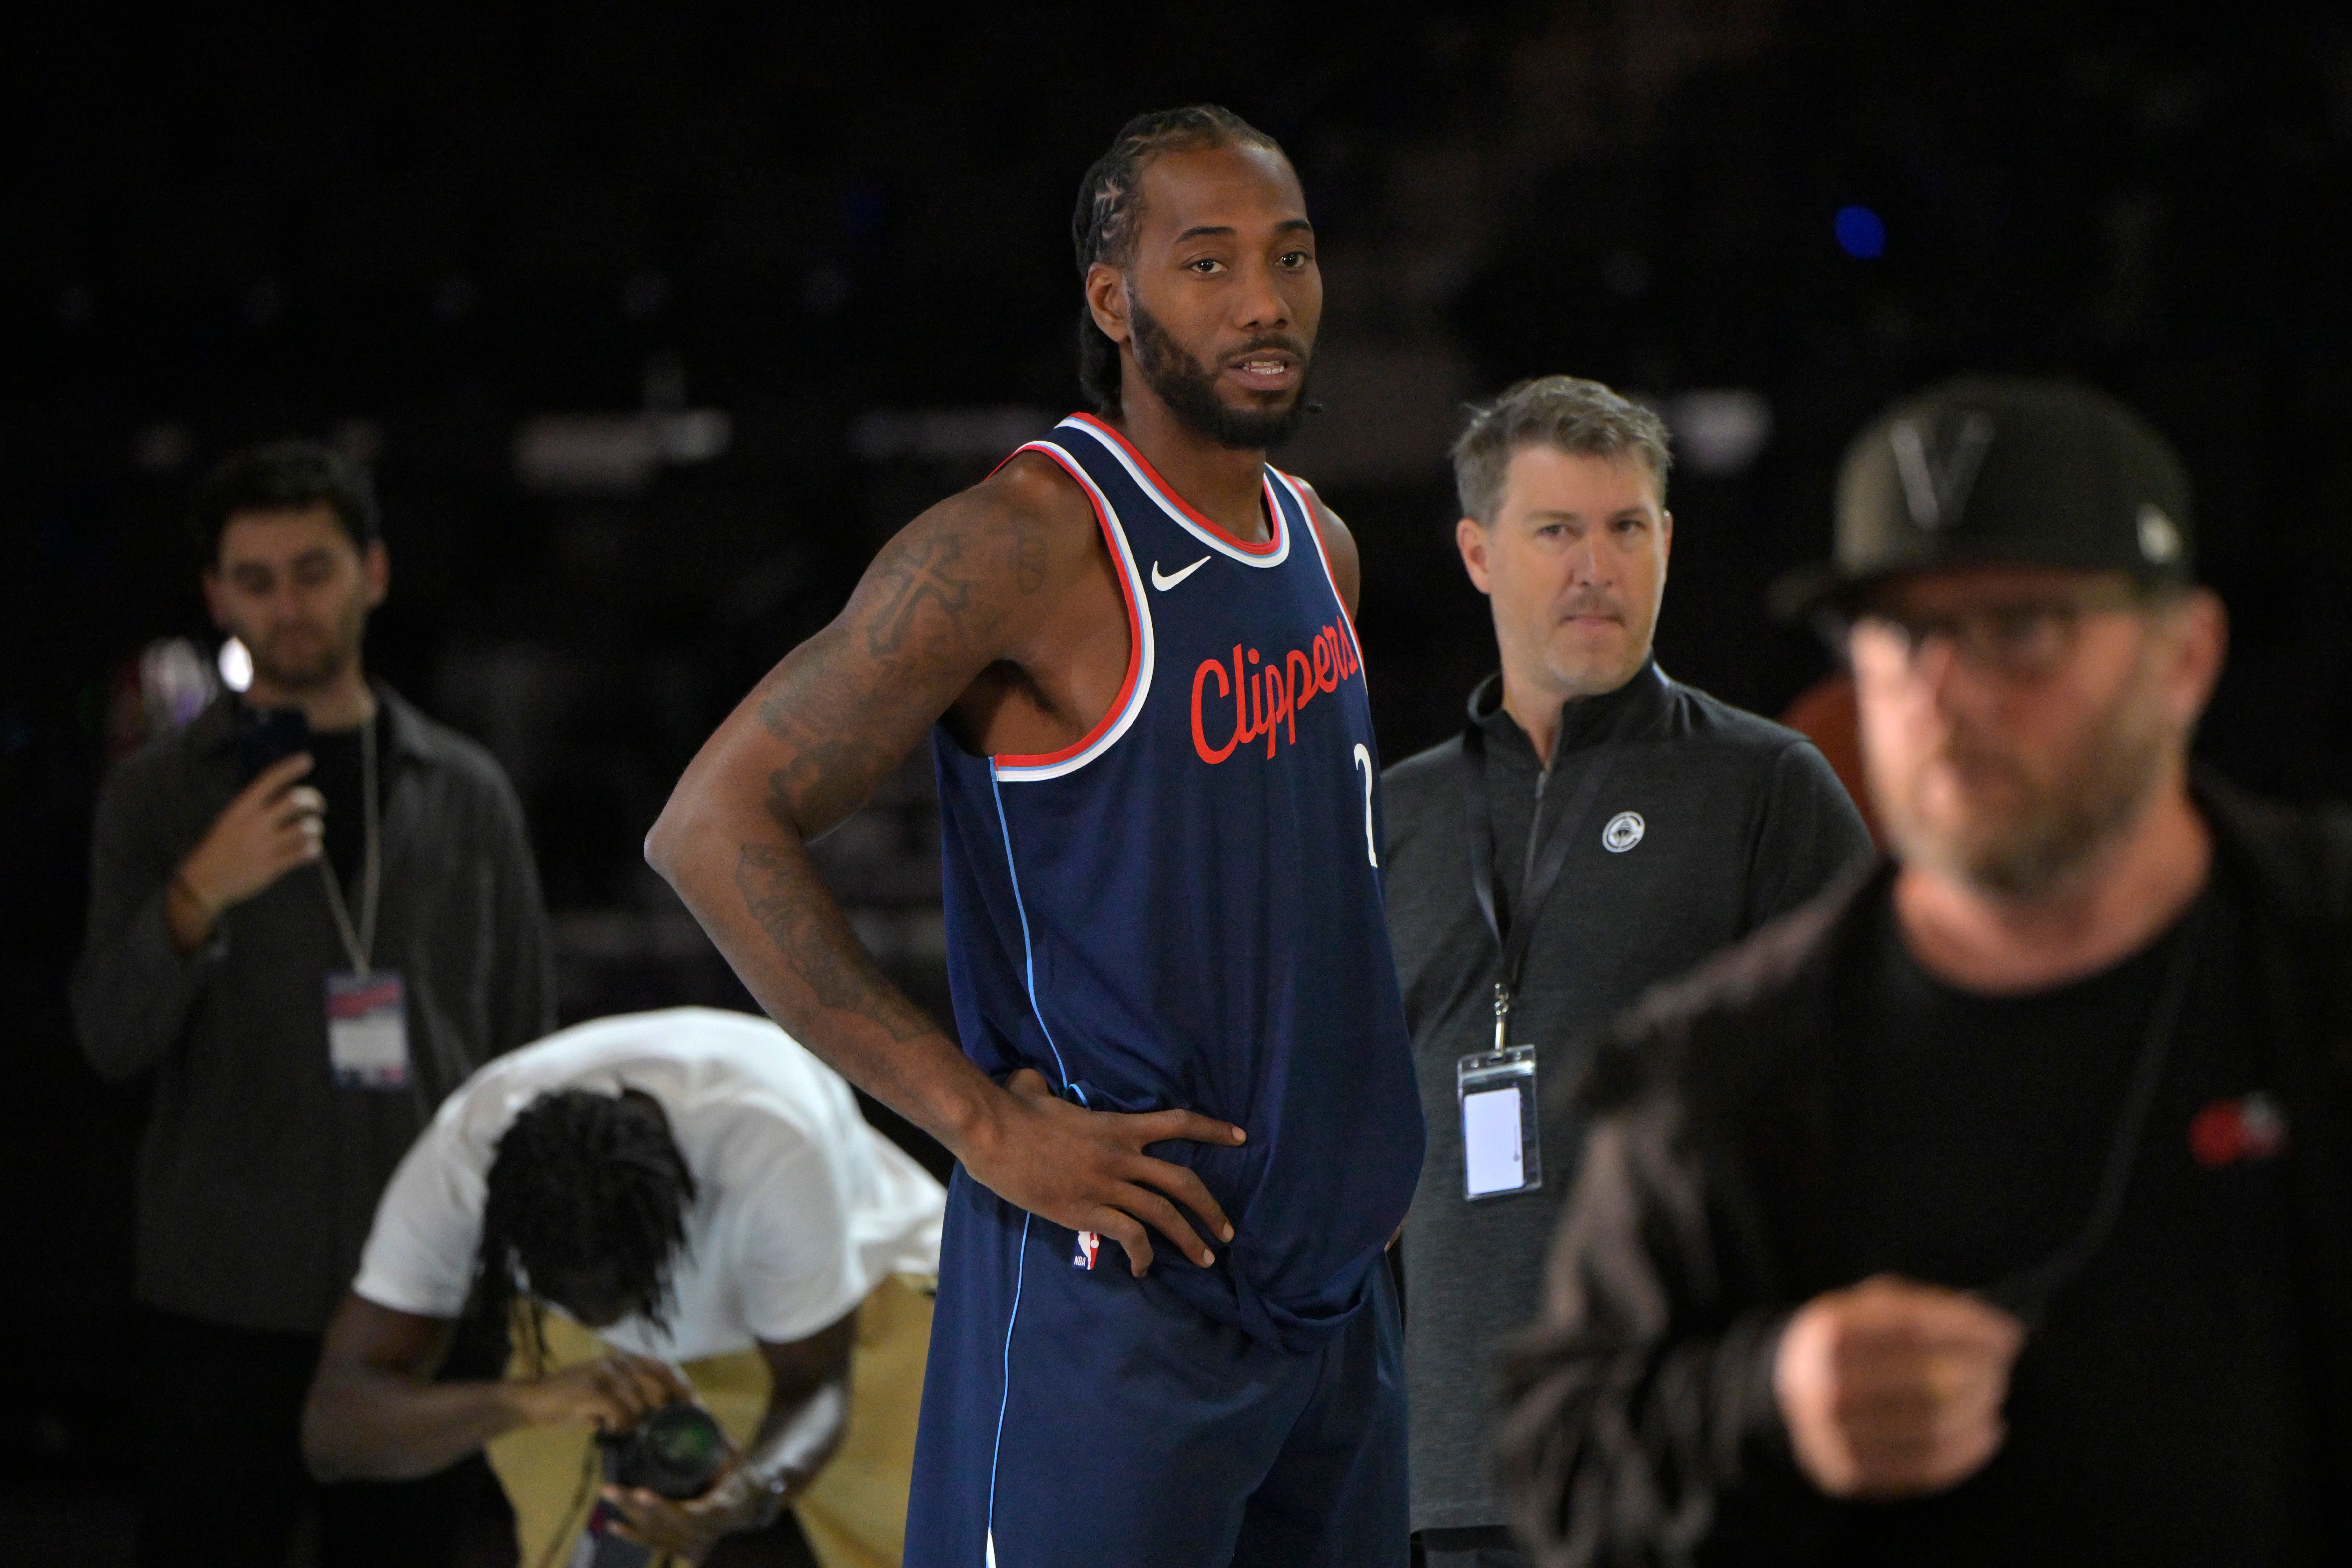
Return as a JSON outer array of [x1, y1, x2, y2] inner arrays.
[[1603, 811, 1646, 853]]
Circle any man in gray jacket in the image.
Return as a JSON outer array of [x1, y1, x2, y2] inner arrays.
[[72, 440, 553, 1568], [1383, 377, 1870, 1567]]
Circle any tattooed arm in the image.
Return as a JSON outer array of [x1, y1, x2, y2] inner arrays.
[[647, 455, 1244, 1275]]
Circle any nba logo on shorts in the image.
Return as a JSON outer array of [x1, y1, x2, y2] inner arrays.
[[1073, 1231, 1100, 1270]]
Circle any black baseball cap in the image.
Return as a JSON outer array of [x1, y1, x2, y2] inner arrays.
[[1770, 375, 2195, 623]]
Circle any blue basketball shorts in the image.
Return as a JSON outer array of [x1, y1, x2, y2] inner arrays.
[[903, 1168, 1407, 1568]]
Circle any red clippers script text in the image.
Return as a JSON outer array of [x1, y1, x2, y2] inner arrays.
[[1191, 625, 1359, 765]]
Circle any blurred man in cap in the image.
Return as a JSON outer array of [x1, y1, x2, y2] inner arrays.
[[1501, 377, 2349, 1566]]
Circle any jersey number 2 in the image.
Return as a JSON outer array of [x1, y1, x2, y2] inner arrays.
[[1352, 744, 1379, 867]]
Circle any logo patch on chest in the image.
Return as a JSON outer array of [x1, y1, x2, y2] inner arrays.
[[2188, 1093, 2288, 1168], [1602, 811, 1646, 853], [1151, 556, 1211, 591]]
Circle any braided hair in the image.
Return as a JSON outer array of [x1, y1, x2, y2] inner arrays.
[[468, 1089, 698, 1364], [1070, 105, 1288, 415]]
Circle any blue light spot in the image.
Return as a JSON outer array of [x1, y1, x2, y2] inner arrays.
[[1835, 205, 1887, 259]]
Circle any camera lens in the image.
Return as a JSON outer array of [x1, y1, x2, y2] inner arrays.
[[606, 1401, 727, 1498], [645, 1404, 722, 1469]]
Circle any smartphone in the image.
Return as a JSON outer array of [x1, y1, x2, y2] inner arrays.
[[238, 706, 312, 783]]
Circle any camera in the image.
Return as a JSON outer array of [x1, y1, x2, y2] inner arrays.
[[577, 1402, 730, 1568], [599, 1400, 728, 1499]]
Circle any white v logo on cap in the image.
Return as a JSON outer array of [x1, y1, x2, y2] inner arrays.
[[1151, 555, 1211, 591], [1890, 411, 1995, 530]]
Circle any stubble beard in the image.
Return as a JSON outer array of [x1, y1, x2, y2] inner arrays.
[[1879, 655, 2176, 900], [1128, 297, 1311, 451], [243, 605, 367, 697], [1537, 586, 1654, 700]]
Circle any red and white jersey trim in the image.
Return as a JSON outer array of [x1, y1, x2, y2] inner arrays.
[[991, 436, 1156, 783], [1063, 414, 1292, 568], [1274, 470, 1365, 679]]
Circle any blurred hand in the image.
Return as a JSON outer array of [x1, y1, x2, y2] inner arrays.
[[960, 1068, 1245, 1276], [167, 753, 325, 951], [1773, 1274, 2024, 1499], [602, 1464, 765, 1566], [506, 1352, 692, 1436]]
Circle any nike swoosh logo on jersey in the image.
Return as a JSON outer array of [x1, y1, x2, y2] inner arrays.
[[1151, 555, 1212, 591]]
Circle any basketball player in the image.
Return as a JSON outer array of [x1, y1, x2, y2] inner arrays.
[[646, 106, 1424, 1566]]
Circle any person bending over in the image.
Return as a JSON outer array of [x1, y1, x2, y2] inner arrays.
[[303, 1008, 943, 1568]]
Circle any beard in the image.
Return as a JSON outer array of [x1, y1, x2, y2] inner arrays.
[[1128, 297, 1312, 451], [1874, 653, 2175, 899], [240, 610, 365, 693]]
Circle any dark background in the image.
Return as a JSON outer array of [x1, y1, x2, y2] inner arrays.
[[8, 0, 2352, 1558]]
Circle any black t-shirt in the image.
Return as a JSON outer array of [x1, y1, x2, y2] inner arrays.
[[1818, 870, 2323, 1565], [294, 708, 385, 927]]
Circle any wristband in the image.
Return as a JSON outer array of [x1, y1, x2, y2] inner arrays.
[[720, 1464, 791, 1530], [169, 870, 215, 922]]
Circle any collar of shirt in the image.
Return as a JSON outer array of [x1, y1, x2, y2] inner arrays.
[[1465, 657, 1672, 770]]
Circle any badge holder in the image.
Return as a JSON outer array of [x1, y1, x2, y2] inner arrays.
[[1458, 984, 1542, 1200], [1458, 1046, 1541, 1199], [328, 970, 410, 1089]]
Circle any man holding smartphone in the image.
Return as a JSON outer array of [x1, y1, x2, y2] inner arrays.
[[72, 440, 555, 1568]]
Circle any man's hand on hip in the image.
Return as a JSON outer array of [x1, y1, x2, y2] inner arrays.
[[1773, 1274, 2025, 1500], [166, 752, 326, 952], [961, 1067, 1245, 1277]]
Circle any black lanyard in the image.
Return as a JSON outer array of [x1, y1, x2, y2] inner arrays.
[[1461, 699, 1643, 1049], [1980, 896, 2207, 1329]]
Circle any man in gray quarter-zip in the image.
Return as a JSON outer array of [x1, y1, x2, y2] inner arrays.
[[71, 441, 554, 1568], [1381, 377, 1871, 1567]]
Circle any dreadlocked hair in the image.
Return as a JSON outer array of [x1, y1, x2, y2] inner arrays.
[[467, 1088, 697, 1367], [1070, 104, 1288, 416]]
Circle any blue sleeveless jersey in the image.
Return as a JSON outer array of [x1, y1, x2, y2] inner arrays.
[[931, 413, 1425, 1352]]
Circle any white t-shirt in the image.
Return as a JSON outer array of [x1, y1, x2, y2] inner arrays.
[[353, 1007, 945, 1361]]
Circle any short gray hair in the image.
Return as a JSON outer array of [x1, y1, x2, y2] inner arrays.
[[1451, 375, 1673, 524]]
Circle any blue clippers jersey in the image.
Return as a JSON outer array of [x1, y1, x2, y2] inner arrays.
[[932, 414, 1425, 1352]]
